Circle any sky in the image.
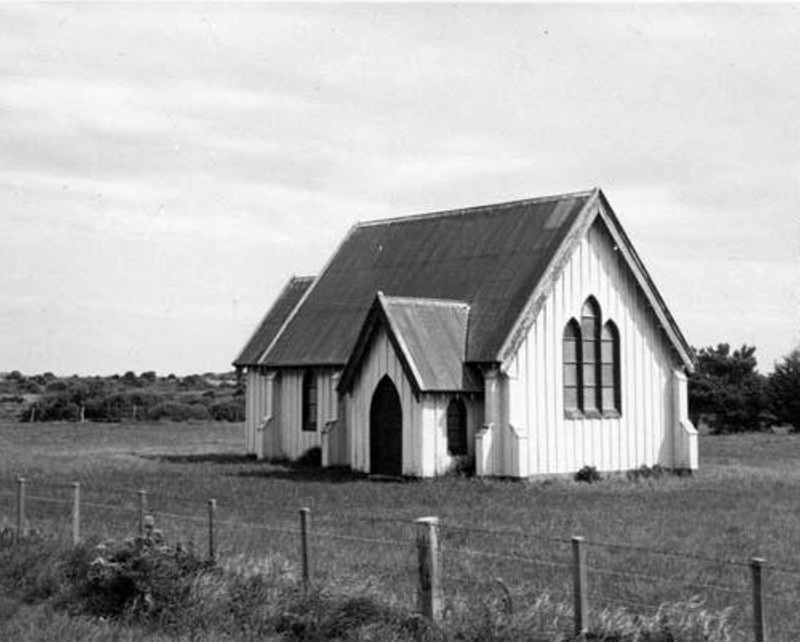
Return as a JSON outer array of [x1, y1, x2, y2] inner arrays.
[[1, 2, 797, 376]]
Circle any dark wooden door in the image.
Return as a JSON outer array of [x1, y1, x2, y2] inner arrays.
[[370, 376, 403, 476]]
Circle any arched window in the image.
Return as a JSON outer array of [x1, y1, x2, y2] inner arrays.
[[446, 397, 468, 456], [563, 297, 622, 418], [563, 320, 582, 412], [581, 298, 601, 412], [601, 321, 621, 412], [301, 370, 317, 432]]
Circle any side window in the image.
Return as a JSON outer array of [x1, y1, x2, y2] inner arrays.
[[301, 369, 317, 432], [601, 321, 621, 412], [563, 319, 582, 412], [580, 298, 601, 412], [446, 397, 468, 456]]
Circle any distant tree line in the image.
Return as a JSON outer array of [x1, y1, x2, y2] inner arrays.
[[689, 344, 800, 433], [0, 371, 244, 423], [4, 345, 799, 431]]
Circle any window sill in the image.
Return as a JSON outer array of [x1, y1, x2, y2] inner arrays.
[[564, 409, 621, 420]]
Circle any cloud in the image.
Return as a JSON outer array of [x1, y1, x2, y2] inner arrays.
[[0, 3, 796, 374]]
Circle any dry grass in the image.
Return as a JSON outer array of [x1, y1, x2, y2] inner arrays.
[[0, 422, 797, 639]]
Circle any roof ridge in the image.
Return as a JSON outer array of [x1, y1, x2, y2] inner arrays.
[[356, 188, 597, 228], [381, 294, 470, 309]]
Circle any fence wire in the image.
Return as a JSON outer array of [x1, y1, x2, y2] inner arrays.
[[2, 478, 799, 640]]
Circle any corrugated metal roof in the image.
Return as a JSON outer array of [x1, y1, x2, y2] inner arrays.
[[233, 276, 314, 367], [263, 190, 594, 366], [382, 296, 472, 391], [339, 294, 481, 393]]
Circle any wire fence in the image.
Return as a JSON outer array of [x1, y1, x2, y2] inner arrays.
[[0, 476, 796, 641]]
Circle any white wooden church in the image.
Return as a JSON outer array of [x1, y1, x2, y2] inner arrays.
[[234, 188, 698, 477]]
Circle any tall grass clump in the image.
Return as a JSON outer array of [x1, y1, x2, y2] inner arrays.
[[0, 525, 737, 642], [445, 591, 733, 641]]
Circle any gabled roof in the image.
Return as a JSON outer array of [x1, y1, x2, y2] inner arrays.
[[233, 276, 314, 367], [261, 189, 595, 366], [243, 188, 694, 374], [339, 293, 482, 394]]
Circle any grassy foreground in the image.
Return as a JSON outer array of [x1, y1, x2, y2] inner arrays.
[[0, 421, 798, 639]]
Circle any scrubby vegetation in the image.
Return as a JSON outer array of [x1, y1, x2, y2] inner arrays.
[[0, 370, 244, 424], [0, 420, 794, 639], [0, 529, 734, 641], [574, 465, 601, 484]]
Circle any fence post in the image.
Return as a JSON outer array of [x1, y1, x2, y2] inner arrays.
[[71, 482, 81, 545], [138, 489, 147, 537], [572, 536, 588, 635], [751, 557, 767, 642], [299, 507, 311, 595], [15, 477, 26, 542], [207, 499, 216, 561], [415, 516, 442, 621]]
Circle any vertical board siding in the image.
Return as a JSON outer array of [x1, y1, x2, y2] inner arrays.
[[245, 369, 271, 457], [324, 373, 349, 467], [345, 326, 482, 477], [347, 326, 423, 476], [274, 369, 341, 461], [510, 218, 681, 475], [423, 392, 484, 476]]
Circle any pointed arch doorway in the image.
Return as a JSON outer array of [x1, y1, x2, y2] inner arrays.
[[369, 376, 403, 476]]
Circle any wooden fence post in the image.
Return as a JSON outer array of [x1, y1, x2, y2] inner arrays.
[[299, 507, 311, 595], [138, 489, 147, 537], [207, 499, 216, 561], [751, 557, 767, 642], [15, 477, 26, 542], [415, 516, 442, 621], [71, 482, 81, 545], [572, 536, 588, 635]]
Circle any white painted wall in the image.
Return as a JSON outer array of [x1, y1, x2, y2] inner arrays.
[[345, 325, 422, 475], [507, 217, 689, 476], [244, 368, 270, 456], [273, 368, 340, 460], [345, 325, 484, 477], [421, 393, 482, 476]]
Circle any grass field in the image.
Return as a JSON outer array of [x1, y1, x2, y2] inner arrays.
[[0, 420, 798, 640]]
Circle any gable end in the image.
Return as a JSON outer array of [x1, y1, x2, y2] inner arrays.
[[498, 189, 694, 372]]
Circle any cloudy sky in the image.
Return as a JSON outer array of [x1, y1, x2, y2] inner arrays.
[[1, 3, 797, 376]]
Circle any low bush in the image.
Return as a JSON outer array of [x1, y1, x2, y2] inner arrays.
[[209, 399, 245, 422], [626, 464, 668, 482], [66, 536, 212, 622], [574, 465, 602, 484]]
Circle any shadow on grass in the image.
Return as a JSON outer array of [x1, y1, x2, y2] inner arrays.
[[233, 464, 414, 485], [143, 453, 257, 465], [142, 451, 415, 485]]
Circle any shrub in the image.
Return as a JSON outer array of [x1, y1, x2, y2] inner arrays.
[[209, 399, 245, 422], [626, 464, 667, 482], [22, 392, 80, 422], [64, 533, 213, 622], [575, 465, 602, 484]]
